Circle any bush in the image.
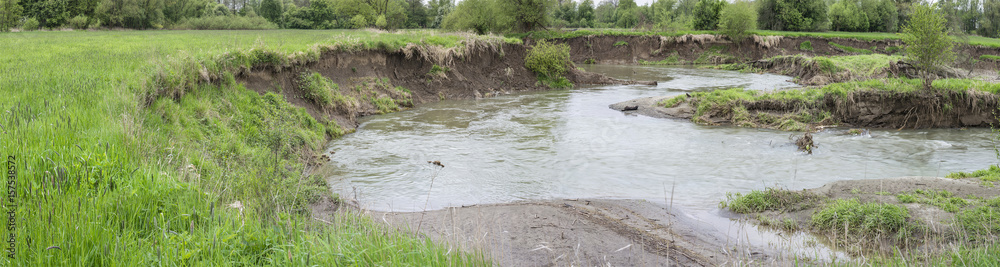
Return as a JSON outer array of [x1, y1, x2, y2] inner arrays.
[[22, 17, 39, 31], [902, 4, 955, 90], [350, 14, 368, 29], [68, 15, 90, 30], [170, 15, 278, 30], [525, 40, 571, 79], [718, 0, 756, 45], [375, 15, 388, 29], [0, 0, 23, 32], [693, 0, 725, 30]]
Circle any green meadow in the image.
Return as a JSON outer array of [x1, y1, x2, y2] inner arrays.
[[0, 30, 490, 265]]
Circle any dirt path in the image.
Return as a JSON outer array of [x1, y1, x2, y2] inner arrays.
[[374, 199, 775, 266]]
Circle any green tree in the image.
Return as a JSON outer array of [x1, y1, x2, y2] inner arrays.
[[259, 0, 282, 25], [593, 0, 614, 24], [692, 0, 723, 30], [0, 0, 24, 31], [404, 0, 427, 28], [349, 13, 367, 28], [427, 0, 452, 28], [500, 0, 548, 32], [757, 0, 827, 31], [983, 0, 1000, 38], [718, 0, 756, 46], [441, 0, 495, 33], [902, 4, 955, 89], [829, 0, 868, 31], [96, 0, 165, 28], [577, 0, 594, 26], [616, 7, 637, 28]]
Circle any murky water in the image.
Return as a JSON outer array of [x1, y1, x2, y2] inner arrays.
[[324, 65, 994, 213]]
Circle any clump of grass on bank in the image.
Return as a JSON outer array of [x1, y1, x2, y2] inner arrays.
[[811, 199, 915, 240], [721, 188, 821, 213], [0, 30, 490, 265], [896, 189, 969, 212], [948, 165, 1000, 182], [799, 41, 813, 51], [956, 197, 1000, 239], [828, 42, 873, 54], [639, 54, 682, 65], [525, 40, 573, 88], [979, 55, 1000, 62]]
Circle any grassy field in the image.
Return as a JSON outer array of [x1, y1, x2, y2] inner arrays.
[[0, 30, 495, 265]]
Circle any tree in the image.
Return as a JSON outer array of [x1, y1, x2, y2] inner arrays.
[[983, 0, 1000, 38], [500, 0, 548, 32], [902, 4, 955, 90], [259, 0, 282, 25], [427, 0, 452, 28], [692, 0, 723, 30], [829, 0, 868, 31], [718, 0, 755, 46], [0, 0, 24, 31], [404, 0, 427, 28], [441, 0, 495, 33], [578, 0, 594, 26], [756, 0, 827, 31]]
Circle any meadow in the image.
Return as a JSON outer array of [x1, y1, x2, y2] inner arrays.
[[0, 30, 491, 265]]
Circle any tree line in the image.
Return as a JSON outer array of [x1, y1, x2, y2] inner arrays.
[[1, 0, 998, 38]]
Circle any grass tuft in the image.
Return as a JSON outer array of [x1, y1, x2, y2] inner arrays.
[[721, 188, 820, 213]]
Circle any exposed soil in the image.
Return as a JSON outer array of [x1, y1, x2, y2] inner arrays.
[[740, 176, 1000, 256], [238, 43, 650, 132], [374, 199, 771, 266], [551, 34, 1000, 72], [613, 89, 1000, 130]]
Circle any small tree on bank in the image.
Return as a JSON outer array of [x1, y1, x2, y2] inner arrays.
[[902, 4, 955, 90], [718, 0, 757, 47]]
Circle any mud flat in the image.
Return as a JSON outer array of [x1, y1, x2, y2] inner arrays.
[[374, 199, 769, 266]]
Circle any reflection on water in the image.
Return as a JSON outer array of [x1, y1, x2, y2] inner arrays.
[[325, 65, 991, 212]]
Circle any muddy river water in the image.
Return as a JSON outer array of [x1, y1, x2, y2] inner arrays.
[[324, 64, 993, 215]]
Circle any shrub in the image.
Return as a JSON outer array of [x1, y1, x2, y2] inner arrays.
[[525, 40, 571, 81], [68, 15, 90, 30], [350, 14, 368, 29], [718, 0, 757, 45], [0, 0, 23, 32], [22, 17, 39, 31], [375, 15, 388, 29], [171, 15, 278, 30], [693, 0, 725, 30], [799, 41, 813, 51], [902, 4, 955, 90]]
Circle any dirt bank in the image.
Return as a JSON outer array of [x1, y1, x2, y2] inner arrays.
[[237, 43, 647, 132], [548, 34, 1000, 71], [374, 199, 771, 266], [613, 89, 1000, 130], [725, 176, 1000, 257]]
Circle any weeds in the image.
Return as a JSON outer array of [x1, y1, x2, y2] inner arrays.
[[799, 41, 813, 51], [956, 197, 1000, 240], [721, 188, 820, 213], [829, 42, 874, 54], [613, 41, 628, 47], [525, 40, 573, 89], [811, 199, 914, 240], [948, 165, 1000, 182], [639, 54, 682, 65]]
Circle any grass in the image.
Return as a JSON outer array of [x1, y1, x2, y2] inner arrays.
[[811, 199, 914, 240], [896, 190, 969, 213], [956, 197, 1000, 239], [0, 30, 491, 265], [980, 55, 1000, 61], [828, 42, 873, 54], [613, 41, 628, 47], [799, 41, 813, 51], [720, 188, 820, 213], [638, 54, 682, 65], [428, 64, 449, 77], [947, 165, 1000, 182]]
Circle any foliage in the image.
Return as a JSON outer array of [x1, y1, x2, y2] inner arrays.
[[525, 40, 572, 88], [829, 42, 873, 54], [692, 0, 724, 30], [718, 0, 756, 45], [756, 0, 828, 31], [259, 0, 283, 26], [171, 15, 278, 30], [375, 14, 387, 29], [299, 72, 335, 105], [0, 0, 23, 31], [441, 0, 496, 34], [68, 15, 89, 29], [829, 0, 898, 32], [981, 55, 1000, 61], [902, 4, 955, 89], [95, 0, 166, 29], [350, 14, 368, 28], [984, 0, 1000, 38], [499, 0, 548, 32], [22, 16, 38, 30]]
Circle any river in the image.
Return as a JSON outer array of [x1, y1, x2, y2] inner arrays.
[[323, 64, 994, 214]]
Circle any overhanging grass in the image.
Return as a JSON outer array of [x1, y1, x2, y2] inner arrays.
[[0, 30, 489, 265]]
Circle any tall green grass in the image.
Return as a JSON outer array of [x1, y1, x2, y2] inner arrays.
[[516, 29, 1000, 48], [0, 30, 490, 265]]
